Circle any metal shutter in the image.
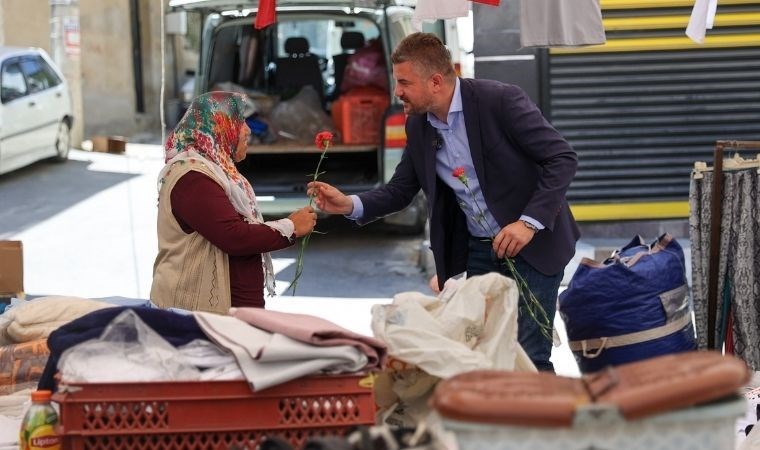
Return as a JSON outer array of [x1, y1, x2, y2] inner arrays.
[[548, 0, 760, 216]]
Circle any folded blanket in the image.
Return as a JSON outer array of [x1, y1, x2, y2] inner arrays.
[[0, 296, 114, 345], [230, 307, 386, 369], [195, 312, 367, 391]]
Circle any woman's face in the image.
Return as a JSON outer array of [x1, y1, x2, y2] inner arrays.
[[233, 124, 251, 163]]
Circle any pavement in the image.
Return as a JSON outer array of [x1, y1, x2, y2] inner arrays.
[[2, 143, 694, 378]]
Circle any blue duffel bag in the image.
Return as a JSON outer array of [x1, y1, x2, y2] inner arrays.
[[559, 234, 696, 373]]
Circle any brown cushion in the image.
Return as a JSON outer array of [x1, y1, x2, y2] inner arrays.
[[432, 351, 750, 427]]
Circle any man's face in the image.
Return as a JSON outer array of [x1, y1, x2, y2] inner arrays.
[[393, 61, 433, 115]]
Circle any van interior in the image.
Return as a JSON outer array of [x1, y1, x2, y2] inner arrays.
[[203, 11, 400, 197]]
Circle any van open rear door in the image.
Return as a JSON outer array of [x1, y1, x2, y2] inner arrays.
[[169, 0, 390, 12]]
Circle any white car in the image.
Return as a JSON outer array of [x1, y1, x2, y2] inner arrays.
[[0, 46, 73, 175]]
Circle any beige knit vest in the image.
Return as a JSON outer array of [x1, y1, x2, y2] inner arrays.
[[150, 161, 231, 314]]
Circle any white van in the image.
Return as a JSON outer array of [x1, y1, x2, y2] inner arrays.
[[168, 0, 426, 234]]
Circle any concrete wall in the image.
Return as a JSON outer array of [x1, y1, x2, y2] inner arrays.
[[138, 0, 179, 138], [78, 0, 139, 137], [0, 0, 52, 52], [78, 0, 176, 140]]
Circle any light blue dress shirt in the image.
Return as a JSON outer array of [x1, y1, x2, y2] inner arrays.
[[347, 78, 543, 235]]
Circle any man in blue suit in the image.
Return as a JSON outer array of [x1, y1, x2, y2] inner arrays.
[[308, 32, 580, 371]]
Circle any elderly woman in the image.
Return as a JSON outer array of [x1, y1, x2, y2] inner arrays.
[[151, 91, 316, 312]]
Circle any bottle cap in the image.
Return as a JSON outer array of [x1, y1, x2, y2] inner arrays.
[[31, 390, 52, 402]]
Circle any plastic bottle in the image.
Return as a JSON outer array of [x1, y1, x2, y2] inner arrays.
[[19, 390, 61, 450]]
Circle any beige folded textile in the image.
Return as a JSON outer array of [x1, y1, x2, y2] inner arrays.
[[1, 296, 114, 344], [194, 312, 369, 391], [230, 307, 386, 369]]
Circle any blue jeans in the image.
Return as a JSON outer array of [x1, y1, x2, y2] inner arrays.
[[466, 236, 562, 372]]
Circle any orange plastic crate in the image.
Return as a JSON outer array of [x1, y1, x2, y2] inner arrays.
[[52, 374, 374, 450], [332, 87, 390, 145]]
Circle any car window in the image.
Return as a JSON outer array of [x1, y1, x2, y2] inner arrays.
[[277, 18, 379, 59], [37, 57, 62, 87], [19, 56, 60, 94], [1, 62, 28, 103], [278, 20, 330, 58]]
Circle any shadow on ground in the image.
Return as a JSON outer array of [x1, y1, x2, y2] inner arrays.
[[0, 159, 137, 237], [274, 216, 430, 298]]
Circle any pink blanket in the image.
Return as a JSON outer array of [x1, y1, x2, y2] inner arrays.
[[230, 307, 387, 369]]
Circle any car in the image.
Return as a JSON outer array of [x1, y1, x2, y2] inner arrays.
[[0, 46, 73, 175], [169, 0, 427, 234]]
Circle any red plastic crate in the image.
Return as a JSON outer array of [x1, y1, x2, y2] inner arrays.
[[332, 87, 390, 145], [52, 374, 375, 450]]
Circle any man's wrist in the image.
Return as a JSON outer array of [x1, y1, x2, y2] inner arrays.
[[520, 219, 539, 233]]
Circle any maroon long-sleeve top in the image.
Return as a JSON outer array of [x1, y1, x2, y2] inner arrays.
[[170, 170, 293, 308]]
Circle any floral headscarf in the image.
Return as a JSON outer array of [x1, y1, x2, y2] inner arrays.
[[159, 91, 277, 297]]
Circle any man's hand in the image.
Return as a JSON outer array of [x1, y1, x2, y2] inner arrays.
[[288, 206, 317, 237], [307, 181, 353, 215], [493, 220, 536, 258]]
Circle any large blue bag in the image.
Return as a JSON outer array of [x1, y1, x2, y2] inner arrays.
[[559, 234, 696, 373]]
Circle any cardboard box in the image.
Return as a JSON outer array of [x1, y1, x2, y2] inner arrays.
[[91, 135, 109, 152], [0, 240, 23, 296], [108, 136, 127, 153]]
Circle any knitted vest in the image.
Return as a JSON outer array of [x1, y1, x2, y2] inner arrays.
[[150, 161, 230, 313]]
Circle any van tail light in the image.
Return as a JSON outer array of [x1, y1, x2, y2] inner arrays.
[[384, 110, 407, 149]]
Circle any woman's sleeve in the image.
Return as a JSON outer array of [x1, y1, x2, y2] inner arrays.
[[170, 171, 293, 256]]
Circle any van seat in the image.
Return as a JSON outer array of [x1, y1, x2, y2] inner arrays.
[[274, 37, 324, 100]]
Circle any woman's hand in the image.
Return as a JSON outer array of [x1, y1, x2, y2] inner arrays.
[[429, 275, 440, 294], [307, 181, 353, 215], [289, 206, 317, 237]]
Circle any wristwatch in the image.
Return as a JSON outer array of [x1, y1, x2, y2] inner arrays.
[[520, 220, 539, 233]]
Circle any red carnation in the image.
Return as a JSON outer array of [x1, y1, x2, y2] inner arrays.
[[315, 131, 334, 150], [452, 166, 468, 184]]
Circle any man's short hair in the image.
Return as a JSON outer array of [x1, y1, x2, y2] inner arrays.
[[391, 32, 455, 78]]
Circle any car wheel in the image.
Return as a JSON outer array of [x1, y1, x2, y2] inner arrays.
[[53, 120, 71, 162]]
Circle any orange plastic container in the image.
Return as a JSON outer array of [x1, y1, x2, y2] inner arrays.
[[332, 87, 390, 145], [52, 374, 374, 450]]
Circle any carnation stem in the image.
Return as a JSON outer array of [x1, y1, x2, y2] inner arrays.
[[460, 178, 553, 341], [289, 144, 329, 295]]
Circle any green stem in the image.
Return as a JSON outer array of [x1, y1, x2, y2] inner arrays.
[[289, 145, 330, 295], [461, 178, 553, 341]]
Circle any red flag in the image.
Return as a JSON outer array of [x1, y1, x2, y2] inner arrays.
[[255, 0, 277, 29], [469, 0, 500, 5]]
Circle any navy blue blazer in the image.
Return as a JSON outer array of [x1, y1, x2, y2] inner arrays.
[[358, 78, 580, 287]]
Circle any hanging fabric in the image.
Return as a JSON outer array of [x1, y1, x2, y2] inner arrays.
[[686, 0, 719, 44], [255, 0, 276, 30], [690, 141, 760, 370], [412, 0, 469, 30], [519, 0, 606, 48]]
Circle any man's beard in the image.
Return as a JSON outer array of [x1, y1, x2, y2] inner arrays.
[[401, 96, 430, 115]]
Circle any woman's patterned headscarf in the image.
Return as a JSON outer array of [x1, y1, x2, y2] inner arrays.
[[159, 91, 277, 297]]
